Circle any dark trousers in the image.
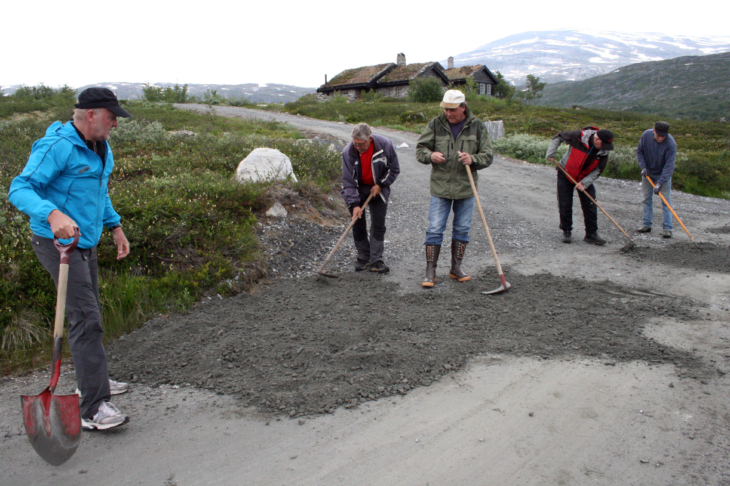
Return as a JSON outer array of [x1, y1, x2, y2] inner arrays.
[[32, 234, 111, 419], [349, 185, 388, 263], [557, 171, 598, 234]]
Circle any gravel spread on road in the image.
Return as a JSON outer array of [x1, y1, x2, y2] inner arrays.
[[108, 269, 709, 418]]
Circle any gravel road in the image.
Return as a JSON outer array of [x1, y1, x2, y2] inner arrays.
[[2, 105, 730, 485]]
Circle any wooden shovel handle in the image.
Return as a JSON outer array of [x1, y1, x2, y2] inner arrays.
[[49, 228, 79, 391], [52, 229, 79, 340]]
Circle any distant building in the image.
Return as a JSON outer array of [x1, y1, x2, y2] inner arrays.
[[442, 57, 499, 96], [318, 54, 499, 101]]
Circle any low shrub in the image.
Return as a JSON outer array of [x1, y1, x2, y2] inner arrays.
[[408, 77, 444, 103], [1, 97, 341, 372]]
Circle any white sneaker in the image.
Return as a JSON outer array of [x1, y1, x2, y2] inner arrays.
[[81, 402, 129, 431], [76, 379, 129, 398]]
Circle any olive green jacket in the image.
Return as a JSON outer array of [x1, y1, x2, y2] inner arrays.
[[416, 106, 493, 199]]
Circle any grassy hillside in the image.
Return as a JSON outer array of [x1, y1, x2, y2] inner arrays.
[[0, 90, 341, 372], [538, 52, 730, 121]]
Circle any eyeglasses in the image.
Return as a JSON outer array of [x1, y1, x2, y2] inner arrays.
[[353, 140, 369, 148]]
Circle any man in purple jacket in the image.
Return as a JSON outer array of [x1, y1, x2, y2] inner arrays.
[[636, 122, 677, 238], [341, 124, 400, 273]]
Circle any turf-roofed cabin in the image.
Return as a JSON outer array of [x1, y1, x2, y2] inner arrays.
[[442, 56, 499, 96], [317, 53, 450, 101]]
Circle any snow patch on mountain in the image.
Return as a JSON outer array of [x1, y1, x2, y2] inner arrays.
[[449, 30, 730, 85]]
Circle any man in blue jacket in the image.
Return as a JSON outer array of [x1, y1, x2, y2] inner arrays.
[[9, 88, 131, 430], [341, 123, 400, 273], [636, 122, 677, 238]]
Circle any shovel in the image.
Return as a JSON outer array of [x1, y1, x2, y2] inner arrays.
[[21, 229, 81, 466], [552, 159, 636, 250], [644, 174, 696, 245], [318, 193, 374, 278], [464, 163, 511, 295]]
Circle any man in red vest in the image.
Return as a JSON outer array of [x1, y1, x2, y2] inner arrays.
[[546, 126, 614, 245], [341, 123, 400, 272]]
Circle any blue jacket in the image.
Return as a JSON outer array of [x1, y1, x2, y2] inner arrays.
[[341, 134, 400, 208], [8, 121, 122, 249], [636, 129, 676, 187]]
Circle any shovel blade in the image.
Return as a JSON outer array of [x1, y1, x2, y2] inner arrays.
[[317, 271, 340, 279], [21, 389, 81, 466]]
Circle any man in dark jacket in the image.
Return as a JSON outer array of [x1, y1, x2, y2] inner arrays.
[[8, 88, 131, 430], [636, 121, 676, 238], [341, 123, 400, 273], [416, 90, 493, 287], [546, 126, 614, 245]]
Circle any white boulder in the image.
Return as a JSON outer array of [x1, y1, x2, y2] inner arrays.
[[235, 148, 298, 183], [265, 202, 288, 218]]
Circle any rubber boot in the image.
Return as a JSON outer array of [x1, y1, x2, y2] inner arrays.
[[422, 244, 440, 288], [449, 240, 471, 282]]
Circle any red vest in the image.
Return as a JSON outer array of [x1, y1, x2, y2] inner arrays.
[[565, 128, 599, 182]]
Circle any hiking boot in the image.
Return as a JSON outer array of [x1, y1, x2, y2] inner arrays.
[[449, 240, 471, 282], [637, 226, 651, 233], [354, 258, 369, 272], [422, 244, 441, 288], [662, 230, 672, 238], [562, 230, 572, 243], [76, 379, 129, 398], [584, 233, 607, 246], [81, 401, 129, 431], [369, 261, 390, 273]]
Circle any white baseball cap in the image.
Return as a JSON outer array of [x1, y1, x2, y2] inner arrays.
[[440, 90, 465, 108]]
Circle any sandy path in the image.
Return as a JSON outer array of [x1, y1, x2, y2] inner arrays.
[[2, 105, 729, 485]]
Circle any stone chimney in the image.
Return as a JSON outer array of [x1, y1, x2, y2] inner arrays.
[[325, 74, 328, 84], [448, 56, 454, 70], [397, 53, 406, 66]]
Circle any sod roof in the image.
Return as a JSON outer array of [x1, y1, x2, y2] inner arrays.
[[378, 63, 437, 83], [444, 65, 485, 80], [325, 63, 394, 87]]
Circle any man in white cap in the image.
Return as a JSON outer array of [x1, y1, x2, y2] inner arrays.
[[416, 90, 493, 288]]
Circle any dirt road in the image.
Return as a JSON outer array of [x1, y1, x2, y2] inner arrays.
[[2, 105, 730, 485]]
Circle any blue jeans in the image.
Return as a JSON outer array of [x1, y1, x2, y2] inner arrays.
[[425, 196, 475, 245], [642, 177, 672, 230]]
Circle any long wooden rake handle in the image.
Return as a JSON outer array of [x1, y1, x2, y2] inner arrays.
[[644, 174, 695, 243], [465, 165, 507, 283], [552, 160, 635, 245], [317, 193, 374, 275]]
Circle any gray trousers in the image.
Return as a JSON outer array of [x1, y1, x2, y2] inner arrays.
[[32, 234, 111, 419], [350, 185, 387, 264]]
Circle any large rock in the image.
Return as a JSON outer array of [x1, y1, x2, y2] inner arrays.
[[235, 148, 298, 183]]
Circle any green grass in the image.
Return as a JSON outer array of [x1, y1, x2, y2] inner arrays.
[[1, 94, 341, 373], [281, 95, 730, 198]]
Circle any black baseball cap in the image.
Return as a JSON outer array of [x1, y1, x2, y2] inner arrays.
[[654, 122, 670, 137], [75, 87, 131, 118], [596, 129, 614, 151]]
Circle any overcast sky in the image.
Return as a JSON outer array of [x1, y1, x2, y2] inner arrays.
[[3, 0, 729, 90]]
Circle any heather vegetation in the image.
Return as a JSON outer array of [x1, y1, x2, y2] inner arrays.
[[282, 91, 730, 198], [0, 88, 340, 372]]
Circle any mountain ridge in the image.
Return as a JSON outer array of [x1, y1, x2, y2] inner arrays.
[[449, 30, 730, 84], [1, 82, 316, 104], [537, 51, 730, 120]]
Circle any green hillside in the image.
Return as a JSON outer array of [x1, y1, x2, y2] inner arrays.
[[538, 51, 730, 121]]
